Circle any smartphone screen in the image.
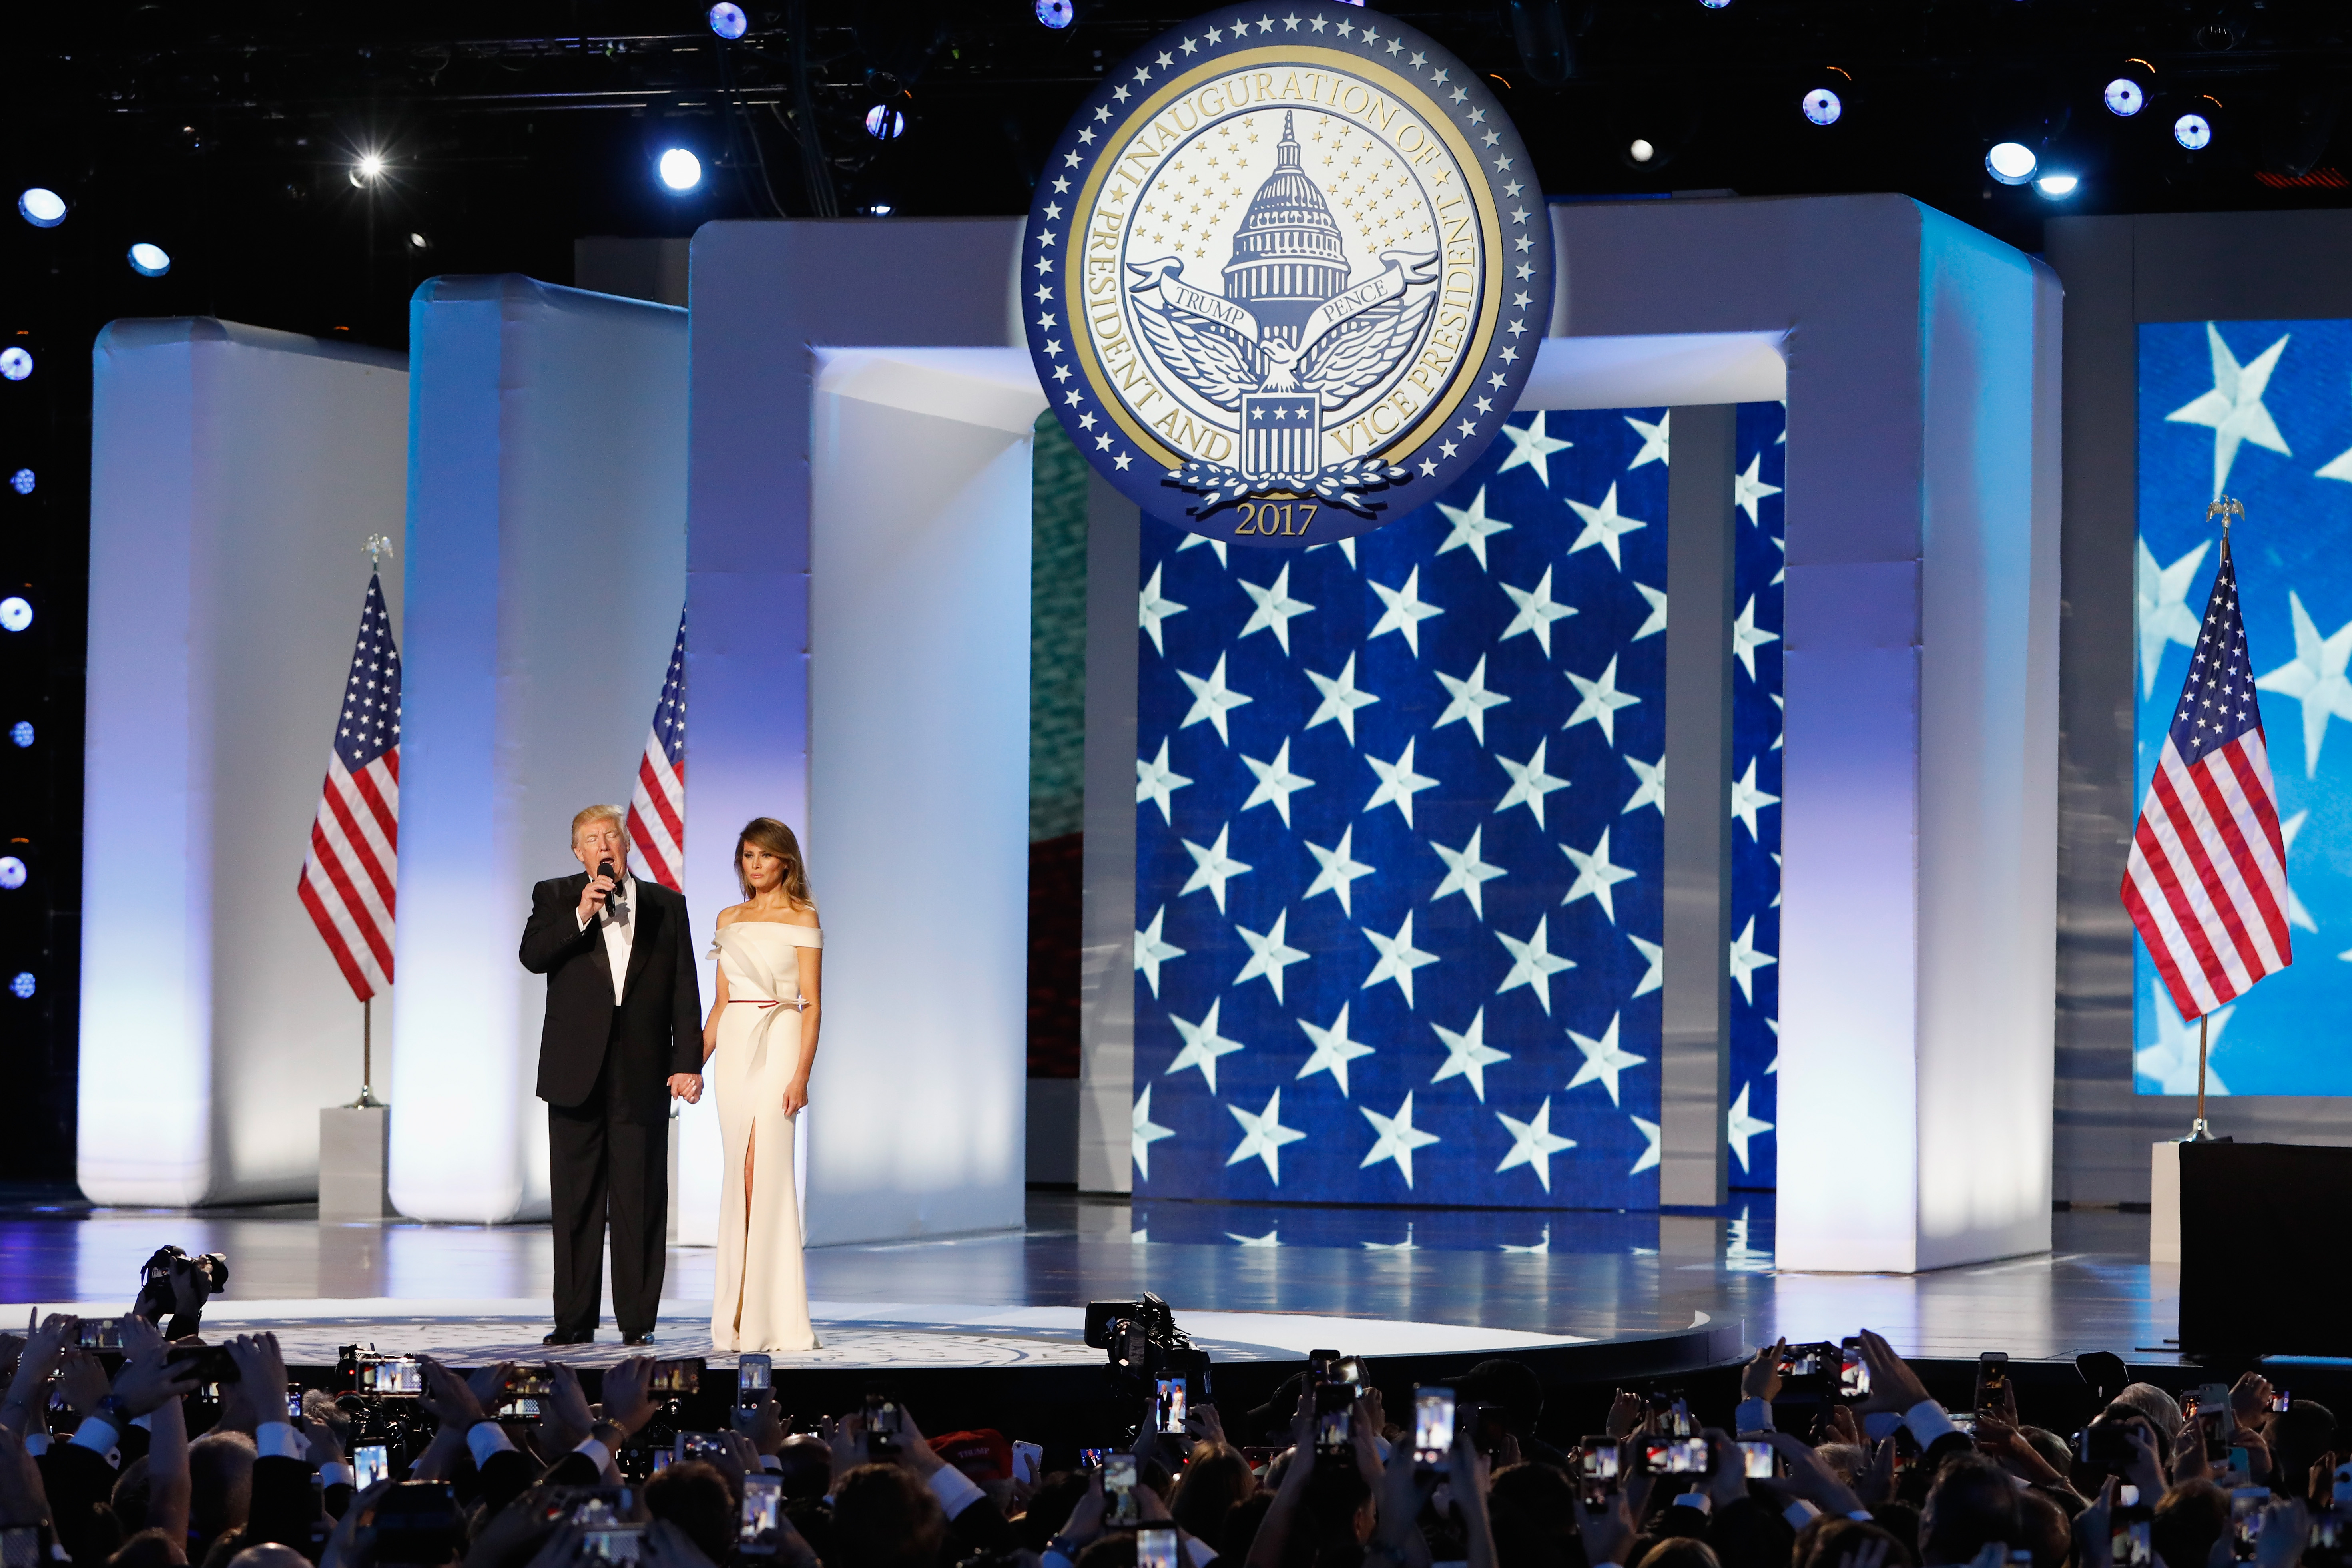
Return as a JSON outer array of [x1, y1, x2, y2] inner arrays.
[[1012, 1441, 1043, 1485], [1414, 1388, 1456, 1469], [286, 1388, 305, 1422], [1577, 1438, 1620, 1506], [1079, 1448, 1112, 1471], [1104, 1453, 1140, 1525], [677, 1432, 731, 1464], [1642, 1437, 1711, 1476], [1974, 1353, 2009, 1414], [738, 1355, 771, 1411], [1155, 1377, 1188, 1434], [1137, 1527, 1179, 1568], [2202, 1408, 2236, 1462], [580, 1528, 644, 1563], [353, 1445, 389, 1489], [2234, 1489, 2270, 1559], [1738, 1440, 1775, 1480], [864, 1396, 902, 1459], [1837, 1339, 1870, 1401], [739, 1474, 781, 1556]]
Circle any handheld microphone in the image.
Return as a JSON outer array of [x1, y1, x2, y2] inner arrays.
[[596, 859, 618, 884]]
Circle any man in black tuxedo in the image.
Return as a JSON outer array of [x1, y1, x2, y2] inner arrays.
[[519, 805, 704, 1345]]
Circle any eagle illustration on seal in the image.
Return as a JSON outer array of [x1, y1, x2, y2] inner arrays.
[[1124, 112, 1440, 510]]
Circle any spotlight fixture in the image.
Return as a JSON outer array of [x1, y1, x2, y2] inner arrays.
[[0, 596, 29, 631], [708, 2, 749, 39], [7, 973, 30, 1000], [127, 243, 171, 277], [1035, 0, 1075, 26], [1628, 138, 1655, 163], [1802, 88, 1843, 126], [658, 148, 703, 191], [1700, 0, 1730, 7], [864, 104, 906, 140], [16, 188, 64, 228], [866, 203, 896, 216], [2175, 112, 2213, 149], [8, 469, 30, 496], [0, 349, 29, 383], [7, 721, 27, 748], [1985, 141, 2038, 184], [0, 857, 24, 891], [2105, 78, 2146, 117], [2034, 173, 2080, 197], [407, 232, 429, 249]]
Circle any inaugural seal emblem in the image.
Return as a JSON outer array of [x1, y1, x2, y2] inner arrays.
[[1025, 3, 1551, 546]]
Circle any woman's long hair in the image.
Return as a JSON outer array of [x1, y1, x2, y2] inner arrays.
[[734, 817, 815, 908]]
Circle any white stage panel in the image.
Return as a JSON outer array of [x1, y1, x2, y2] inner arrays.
[[390, 276, 688, 1224], [81, 320, 408, 1206]]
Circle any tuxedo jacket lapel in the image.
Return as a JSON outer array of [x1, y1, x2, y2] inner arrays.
[[620, 886, 659, 1000], [580, 873, 616, 996]]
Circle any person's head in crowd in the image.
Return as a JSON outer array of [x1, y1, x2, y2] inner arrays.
[[2267, 1399, 2338, 1498], [1487, 1462, 1580, 1568], [783, 1496, 835, 1567], [54, 1500, 124, 1568], [830, 1463, 947, 1568], [2016, 1429, 2075, 1485], [105, 1529, 182, 1568], [1170, 1448, 1254, 1546], [1222, 1490, 1276, 1566], [1282, 1462, 1374, 1568], [189, 1431, 258, 1540], [1019, 1471, 1092, 1552], [774, 1433, 833, 1501], [108, 1456, 150, 1534], [1867, 1502, 1923, 1561], [1798, 1519, 1917, 1568], [2113, 1385, 2185, 1444], [2013, 1488, 2070, 1568], [1458, 1360, 1546, 1438], [2153, 1479, 2230, 1568], [227, 1546, 312, 1568], [646, 1460, 736, 1566], [1637, 1540, 1722, 1568], [1918, 1454, 2022, 1567], [929, 1428, 1017, 1514]]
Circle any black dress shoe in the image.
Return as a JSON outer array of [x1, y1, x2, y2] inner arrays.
[[621, 1330, 655, 1347], [544, 1328, 594, 1345]]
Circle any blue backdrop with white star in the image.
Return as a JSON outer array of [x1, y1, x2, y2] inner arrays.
[[1730, 403, 1784, 1188], [1132, 402, 1786, 1208], [2138, 319, 2352, 1097]]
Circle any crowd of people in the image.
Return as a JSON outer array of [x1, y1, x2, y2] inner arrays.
[[0, 1316, 2337, 1568]]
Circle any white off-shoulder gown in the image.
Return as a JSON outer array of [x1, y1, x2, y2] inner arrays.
[[708, 922, 821, 1352]]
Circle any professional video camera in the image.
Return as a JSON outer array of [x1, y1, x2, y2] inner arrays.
[[130, 1246, 230, 1339], [1084, 1292, 1213, 1434]]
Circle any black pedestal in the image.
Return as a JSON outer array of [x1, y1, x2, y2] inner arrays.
[[2179, 1141, 2352, 1355]]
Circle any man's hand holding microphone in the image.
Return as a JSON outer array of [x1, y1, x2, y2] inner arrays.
[[577, 857, 622, 926]]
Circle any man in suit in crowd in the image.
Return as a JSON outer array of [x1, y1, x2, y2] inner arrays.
[[520, 805, 704, 1345]]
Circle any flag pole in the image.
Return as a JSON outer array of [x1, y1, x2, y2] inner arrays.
[[348, 532, 396, 1113], [2184, 495, 2242, 1146]]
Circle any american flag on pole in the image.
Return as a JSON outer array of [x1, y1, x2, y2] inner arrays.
[[299, 573, 401, 1000], [627, 611, 689, 891], [2122, 535, 2293, 1019]]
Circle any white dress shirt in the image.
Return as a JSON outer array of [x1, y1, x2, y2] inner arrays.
[[575, 872, 638, 1004]]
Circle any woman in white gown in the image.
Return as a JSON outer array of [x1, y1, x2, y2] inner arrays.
[[702, 817, 823, 1352]]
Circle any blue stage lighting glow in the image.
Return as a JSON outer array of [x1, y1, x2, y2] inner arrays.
[[2034, 173, 2080, 198], [658, 148, 703, 191], [708, 2, 749, 38], [1036, 0, 1074, 25], [7, 973, 30, 1000], [866, 203, 896, 216], [128, 243, 172, 277], [1700, 0, 1730, 8], [1802, 88, 1842, 126], [17, 188, 64, 228], [2175, 113, 2212, 150], [0, 349, 29, 382], [2105, 78, 2145, 117], [865, 104, 906, 140], [0, 858, 24, 891], [0, 597, 30, 632], [7, 721, 28, 749], [8, 469, 30, 496], [1986, 141, 2038, 184]]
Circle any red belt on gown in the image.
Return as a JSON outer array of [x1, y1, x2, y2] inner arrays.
[[728, 997, 810, 1012]]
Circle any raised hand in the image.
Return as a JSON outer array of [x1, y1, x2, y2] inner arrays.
[[1743, 1342, 1786, 1405], [596, 1357, 657, 1437], [1851, 1329, 1932, 1420]]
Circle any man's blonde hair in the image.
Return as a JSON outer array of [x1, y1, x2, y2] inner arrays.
[[571, 805, 629, 850]]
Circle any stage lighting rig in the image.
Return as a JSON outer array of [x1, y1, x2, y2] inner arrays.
[[1036, 0, 1075, 27], [1803, 88, 1843, 126], [1628, 139, 1654, 163], [128, 243, 171, 278], [864, 104, 906, 141], [2034, 173, 2080, 198], [2175, 112, 2213, 150], [0, 859, 23, 890], [8, 974, 30, 1000], [8, 470, 30, 496], [1986, 141, 2038, 184], [16, 189, 64, 229], [8, 723, 28, 748], [708, 3, 749, 40], [658, 149, 704, 191], [349, 152, 386, 189], [0, 350, 29, 383]]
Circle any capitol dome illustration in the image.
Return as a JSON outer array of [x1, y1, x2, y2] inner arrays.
[[1222, 112, 1349, 347]]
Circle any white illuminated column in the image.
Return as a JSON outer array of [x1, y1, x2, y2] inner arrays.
[[390, 276, 688, 1223]]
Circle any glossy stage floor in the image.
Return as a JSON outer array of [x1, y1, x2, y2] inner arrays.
[[0, 1191, 2174, 1377]]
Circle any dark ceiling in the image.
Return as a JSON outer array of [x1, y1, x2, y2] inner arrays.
[[3, 0, 2350, 352]]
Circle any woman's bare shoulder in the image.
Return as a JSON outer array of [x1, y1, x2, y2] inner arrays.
[[714, 901, 753, 928]]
